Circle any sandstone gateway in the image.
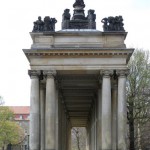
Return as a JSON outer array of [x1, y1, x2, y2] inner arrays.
[[23, 0, 134, 150]]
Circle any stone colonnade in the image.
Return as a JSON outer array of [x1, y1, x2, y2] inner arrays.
[[86, 70, 128, 150], [28, 69, 128, 150]]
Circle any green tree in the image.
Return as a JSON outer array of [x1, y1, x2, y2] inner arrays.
[[0, 106, 24, 150], [127, 49, 150, 150]]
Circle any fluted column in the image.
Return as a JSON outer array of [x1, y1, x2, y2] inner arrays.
[[28, 70, 41, 150], [101, 70, 113, 149], [40, 83, 45, 150], [117, 70, 128, 150], [44, 70, 56, 150]]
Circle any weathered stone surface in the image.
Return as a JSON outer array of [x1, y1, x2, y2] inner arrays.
[[30, 31, 127, 49], [24, 7, 134, 150]]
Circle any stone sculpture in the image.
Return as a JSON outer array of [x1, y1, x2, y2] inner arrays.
[[32, 16, 44, 32], [101, 16, 125, 31], [32, 16, 57, 32], [61, 0, 96, 29], [87, 9, 96, 29], [73, 0, 85, 8], [87, 9, 96, 22], [44, 16, 57, 31], [62, 9, 71, 21]]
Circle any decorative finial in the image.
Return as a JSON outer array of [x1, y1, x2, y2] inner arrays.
[[61, 0, 96, 30], [73, 0, 85, 8]]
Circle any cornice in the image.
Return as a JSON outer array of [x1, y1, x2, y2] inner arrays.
[[23, 48, 134, 57]]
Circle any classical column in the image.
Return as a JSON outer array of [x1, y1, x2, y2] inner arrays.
[[40, 83, 45, 150], [61, 102, 65, 150], [64, 112, 67, 150], [94, 99, 97, 150], [28, 70, 41, 150], [101, 70, 113, 149], [97, 89, 102, 150], [111, 81, 118, 150], [58, 97, 63, 150], [91, 109, 95, 150], [44, 70, 56, 150], [117, 70, 128, 150], [55, 88, 59, 150]]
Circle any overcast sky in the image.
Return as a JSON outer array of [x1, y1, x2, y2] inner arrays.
[[0, 0, 150, 106]]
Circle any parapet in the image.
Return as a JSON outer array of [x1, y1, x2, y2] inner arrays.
[[30, 30, 127, 49]]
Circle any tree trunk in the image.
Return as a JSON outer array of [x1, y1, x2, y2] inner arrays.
[[129, 101, 135, 150], [77, 134, 80, 150]]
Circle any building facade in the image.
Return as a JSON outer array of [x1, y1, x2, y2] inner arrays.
[[9, 106, 30, 135]]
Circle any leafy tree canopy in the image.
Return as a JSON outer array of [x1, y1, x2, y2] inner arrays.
[[0, 106, 24, 148]]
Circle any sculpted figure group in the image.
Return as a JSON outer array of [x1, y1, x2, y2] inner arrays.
[[62, 9, 96, 22], [87, 9, 96, 22], [62, 9, 71, 21], [32, 15, 125, 32], [101, 16, 125, 31], [33, 16, 57, 32], [32, 0, 125, 31]]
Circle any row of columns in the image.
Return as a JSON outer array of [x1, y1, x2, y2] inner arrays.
[[86, 70, 128, 150], [28, 69, 128, 150], [28, 70, 71, 150]]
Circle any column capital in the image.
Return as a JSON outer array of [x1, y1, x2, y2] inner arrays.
[[101, 70, 113, 77], [28, 70, 41, 79], [43, 70, 56, 79], [116, 69, 129, 77]]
